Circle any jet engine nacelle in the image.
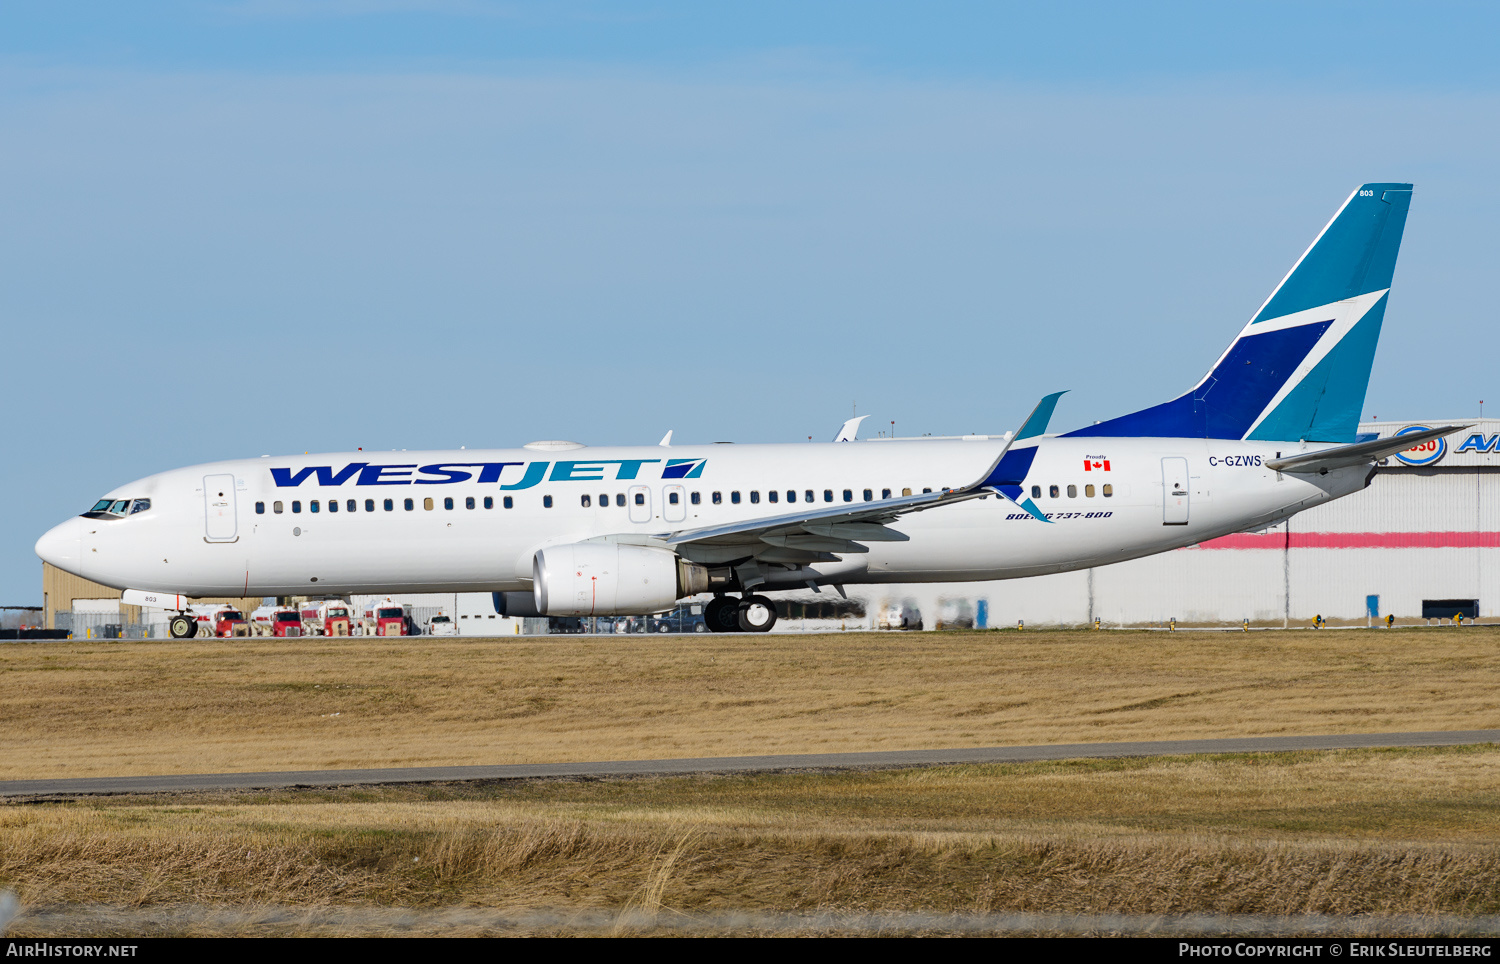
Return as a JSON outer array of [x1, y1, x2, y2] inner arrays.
[[533, 543, 708, 616]]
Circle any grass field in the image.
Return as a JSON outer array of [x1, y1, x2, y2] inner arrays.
[[2, 628, 1497, 936], [3, 747, 1499, 935], [2, 628, 1497, 779]]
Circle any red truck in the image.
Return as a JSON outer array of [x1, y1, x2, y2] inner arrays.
[[192, 606, 250, 638]]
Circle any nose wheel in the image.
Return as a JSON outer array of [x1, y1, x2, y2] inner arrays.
[[168, 614, 196, 639]]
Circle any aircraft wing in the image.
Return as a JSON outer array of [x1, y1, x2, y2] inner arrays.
[[664, 392, 1067, 565], [1264, 424, 1470, 474]]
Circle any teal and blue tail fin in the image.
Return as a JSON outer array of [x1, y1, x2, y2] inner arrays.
[[1066, 183, 1413, 443]]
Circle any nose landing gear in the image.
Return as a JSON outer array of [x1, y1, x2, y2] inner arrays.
[[703, 594, 778, 633], [168, 613, 196, 639]]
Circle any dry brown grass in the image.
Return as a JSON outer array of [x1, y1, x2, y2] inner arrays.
[[2, 746, 1498, 935], [2, 627, 1497, 780]]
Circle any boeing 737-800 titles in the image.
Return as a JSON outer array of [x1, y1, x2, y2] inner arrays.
[[36, 183, 1464, 634]]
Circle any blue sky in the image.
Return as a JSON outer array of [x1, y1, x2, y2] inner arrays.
[[4, 2, 1499, 603]]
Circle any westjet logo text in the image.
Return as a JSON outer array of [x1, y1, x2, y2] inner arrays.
[[270, 459, 706, 491]]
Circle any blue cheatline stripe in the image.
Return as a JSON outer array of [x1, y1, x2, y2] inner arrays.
[[1253, 184, 1411, 324], [1064, 321, 1330, 440], [1247, 293, 1388, 443]]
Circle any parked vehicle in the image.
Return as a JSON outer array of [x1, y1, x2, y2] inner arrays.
[[191, 605, 250, 638], [266, 608, 304, 637], [364, 600, 415, 636], [314, 600, 356, 636], [426, 613, 458, 636], [650, 605, 708, 633]]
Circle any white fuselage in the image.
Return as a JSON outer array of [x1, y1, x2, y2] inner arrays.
[[36, 436, 1366, 599]]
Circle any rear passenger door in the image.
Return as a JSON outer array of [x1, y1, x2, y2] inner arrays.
[[1161, 458, 1189, 525]]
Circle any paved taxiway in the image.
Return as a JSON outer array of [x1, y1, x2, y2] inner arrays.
[[3, 730, 1496, 797]]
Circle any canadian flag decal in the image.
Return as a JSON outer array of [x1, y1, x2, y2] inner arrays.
[[1084, 459, 1111, 472]]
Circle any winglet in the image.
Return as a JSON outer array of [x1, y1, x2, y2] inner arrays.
[[658, 430, 673, 447], [1015, 391, 1067, 441], [949, 391, 1067, 523], [833, 415, 869, 442]]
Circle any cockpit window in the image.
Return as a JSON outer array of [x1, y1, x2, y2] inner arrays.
[[84, 498, 147, 520]]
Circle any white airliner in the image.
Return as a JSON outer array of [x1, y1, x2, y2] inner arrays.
[[36, 183, 1464, 636]]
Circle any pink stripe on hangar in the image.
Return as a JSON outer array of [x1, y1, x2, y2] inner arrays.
[[1189, 532, 1500, 550]]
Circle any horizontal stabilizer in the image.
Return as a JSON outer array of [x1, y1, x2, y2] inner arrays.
[[1265, 424, 1470, 474]]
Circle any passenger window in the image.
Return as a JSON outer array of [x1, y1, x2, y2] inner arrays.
[[882, 489, 891, 499], [1049, 485, 1059, 498], [730, 491, 741, 504], [1103, 484, 1113, 497], [599, 493, 608, 507], [750, 491, 759, 504], [292, 501, 302, 514], [1085, 485, 1095, 498], [841, 489, 851, 502], [902, 488, 912, 497], [668, 492, 679, 505], [407, 498, 417, 511], [484, 496, 493, 509], [274, 501, 284, 514], [1067, 485, 1077, 498], [713, 492, 722, 504], [365, 499, 375, 512], [768, 490, 778, 503], [544, 495, 553, 508], [863, 489, 873, 501], [615, 494, 625, 507], [581, 494, 592, 508], [420, 498, 431, 510], [691, 492, 701, 505], [327, 500, 337, 513], [310, 500, 320, 513], [347, 499, 356, 512], [788, 490, 797, 503], [444, 497, 454, 510], [635, 492, 646, 505], [256, 502, 265, 515], [466, 496, 475, 509], [805, 490, 814, 502], [824, 489, 833, 502], [384, 499, 394, 511], [503, 496, 513, 509], [1031, 485, 1041, 498], [923, 488, 932, 494]]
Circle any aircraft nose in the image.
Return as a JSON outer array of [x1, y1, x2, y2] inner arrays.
[[35, 517, 84, 573]]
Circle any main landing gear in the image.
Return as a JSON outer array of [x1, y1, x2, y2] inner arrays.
[[704, 594, 778, 633]]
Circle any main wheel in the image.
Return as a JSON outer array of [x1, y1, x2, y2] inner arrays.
[[704, 596, 741, 633], [737, 595, 778, 633], [168, 614, 195, 639]]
